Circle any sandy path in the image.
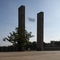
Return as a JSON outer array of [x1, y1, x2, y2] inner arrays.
[[0, 51, 60, 60]]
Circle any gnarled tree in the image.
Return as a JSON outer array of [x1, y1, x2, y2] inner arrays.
[[3, 27, 34, 51]]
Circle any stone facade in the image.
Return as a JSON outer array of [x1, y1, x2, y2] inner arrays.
[[18, 5, 25, 36], [18, 5, 25, 51], [37, 12, 44, 51]]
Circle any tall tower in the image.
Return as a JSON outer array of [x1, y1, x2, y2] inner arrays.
[[37, 12, 44, 51], [18, 5, 25, 51]]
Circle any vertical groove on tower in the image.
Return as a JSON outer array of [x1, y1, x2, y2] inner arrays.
[[18, 5, 25, 51], [37, 12, 44, 51]]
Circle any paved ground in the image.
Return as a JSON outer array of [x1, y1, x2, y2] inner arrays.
[[0, 51, 60, 60]]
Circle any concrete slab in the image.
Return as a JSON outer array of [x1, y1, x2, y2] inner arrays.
[[0, 51, 60, 60]]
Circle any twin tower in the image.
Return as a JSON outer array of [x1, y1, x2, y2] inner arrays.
[[18, 5, 44, 51]]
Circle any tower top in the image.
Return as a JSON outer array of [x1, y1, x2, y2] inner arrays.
[[18, 5, 25, 9], [20, 5, 25, 7], [38, 11, 43, 14], [37, 11, 44, 15]]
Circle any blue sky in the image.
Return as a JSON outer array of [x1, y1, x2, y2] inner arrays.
[[0, 0, 60, 46]]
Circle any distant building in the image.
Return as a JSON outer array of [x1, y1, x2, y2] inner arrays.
[[18, 5, 25, 51], [37, 12, 44, 51]]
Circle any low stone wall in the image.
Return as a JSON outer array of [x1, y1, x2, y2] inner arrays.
[[1, 46, 60, 52], [44, 47, 60, 51], [0, 47, 18, 52]]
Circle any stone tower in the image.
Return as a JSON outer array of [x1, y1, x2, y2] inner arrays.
[[18, 5, 25, 51], [37, 12, 44, 51]]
